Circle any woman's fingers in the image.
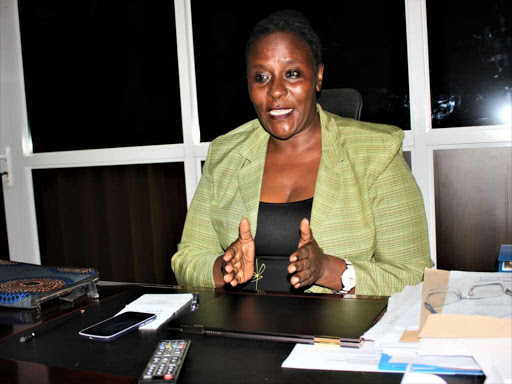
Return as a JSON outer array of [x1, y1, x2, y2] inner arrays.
[[291, 268, 314, 288], [224, 269, 244, 286], [288, 245, 310, 272], [223, 263, 233, 274], [288, 255, 310, 274], [289, 235, 326, 288], [222, 250, 245, 286], [223, 272, 233, 284], [227, 269, 246, 287], [223, 248, 235, 262]]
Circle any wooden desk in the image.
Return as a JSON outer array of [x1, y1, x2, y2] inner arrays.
[[0, 283, 485, 384]]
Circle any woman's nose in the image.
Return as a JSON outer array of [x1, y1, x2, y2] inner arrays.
[[268, 78, 287, 100]]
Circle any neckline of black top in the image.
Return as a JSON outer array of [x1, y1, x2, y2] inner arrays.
[[259, 197, 313, 206]]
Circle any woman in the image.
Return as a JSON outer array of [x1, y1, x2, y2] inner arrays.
[[172, 10, 432, 296]]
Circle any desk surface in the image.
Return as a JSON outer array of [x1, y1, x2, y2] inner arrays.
[[0, 283, 485, 384]]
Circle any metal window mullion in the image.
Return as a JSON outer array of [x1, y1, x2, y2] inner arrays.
[[175, 0, 201, 207], [24, 144, 186, 169], [0, 0, 41, 263], [405, 0, 437, 265]]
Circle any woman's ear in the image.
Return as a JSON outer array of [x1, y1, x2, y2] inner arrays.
[[316, 64, 324, 92]]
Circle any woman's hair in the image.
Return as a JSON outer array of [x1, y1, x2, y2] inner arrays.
[[245, 10, 323, 70]]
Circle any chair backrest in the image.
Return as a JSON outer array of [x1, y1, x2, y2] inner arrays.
[[317, 88, 363, 120]]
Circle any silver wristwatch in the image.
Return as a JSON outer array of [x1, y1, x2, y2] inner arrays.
[[339, 260, 355, 294]]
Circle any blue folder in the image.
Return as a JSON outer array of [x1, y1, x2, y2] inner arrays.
[[378, 353, 483, 375]]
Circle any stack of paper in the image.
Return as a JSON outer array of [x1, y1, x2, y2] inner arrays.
[[283, 284, 431, 373], [361, 281, 483, 375]]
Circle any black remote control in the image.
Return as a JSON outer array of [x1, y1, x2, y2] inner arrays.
[[138, 339, 191, 383]]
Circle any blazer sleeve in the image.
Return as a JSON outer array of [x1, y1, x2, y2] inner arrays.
[[171, 144, 223, 288], [351, 151, 433, 296]]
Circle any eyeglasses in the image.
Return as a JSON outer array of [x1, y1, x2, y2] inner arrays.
[[424, 280, 512, 314]]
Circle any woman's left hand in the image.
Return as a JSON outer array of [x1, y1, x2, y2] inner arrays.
[[288, 218, 329, 289]]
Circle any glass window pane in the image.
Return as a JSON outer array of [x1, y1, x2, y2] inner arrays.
[[19, 1, 182, 152], [32, 163, 188, 284], [427, 1, 512, 128], [193, 1, 411, 143], [434, 147, 512, 272]]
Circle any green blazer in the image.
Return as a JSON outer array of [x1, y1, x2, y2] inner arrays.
[[172, 105, 433, 296]]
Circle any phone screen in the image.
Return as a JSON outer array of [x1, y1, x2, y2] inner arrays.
[[79, 311, 155, 340]]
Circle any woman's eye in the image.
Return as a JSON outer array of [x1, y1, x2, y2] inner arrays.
[[254, 74, 269, 83], [286, 70, 300, 79]]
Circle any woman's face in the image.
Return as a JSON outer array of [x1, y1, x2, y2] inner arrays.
[[247, 32, 324, 141]]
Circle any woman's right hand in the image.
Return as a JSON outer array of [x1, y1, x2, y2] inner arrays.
[[221, 218, 255, 287]]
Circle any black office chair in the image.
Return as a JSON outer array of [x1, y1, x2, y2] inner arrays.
[[317, 88, 363, 120]]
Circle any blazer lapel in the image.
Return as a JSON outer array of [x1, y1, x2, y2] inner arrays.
[[237, 126, 269, 237], [311, 107, 345, 231]]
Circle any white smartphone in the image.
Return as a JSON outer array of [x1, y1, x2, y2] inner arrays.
[[78, 311, 156, 341]]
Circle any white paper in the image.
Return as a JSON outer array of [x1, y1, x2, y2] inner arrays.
[[381, 343, 419, 357], [401, 372, 447, 384], [462, 338, 512, 384], [418, 338, 472, 357], [117, 293, 193, 330], [281, 341, 383, 372], [363, 283, 422, 351]]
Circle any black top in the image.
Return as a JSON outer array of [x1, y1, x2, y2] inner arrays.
[[242, 198, 313, 292], [254, 198, 313, 256]]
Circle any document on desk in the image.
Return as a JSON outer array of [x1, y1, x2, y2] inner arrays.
[[282, 341, 482, 375], [417, 337, 510, 381], [281, 341, 383, 372], [117, 294, 193, 330], [463, 338, 512, 384]]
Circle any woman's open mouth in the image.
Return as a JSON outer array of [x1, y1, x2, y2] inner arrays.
[[268, 108, 293, 119]]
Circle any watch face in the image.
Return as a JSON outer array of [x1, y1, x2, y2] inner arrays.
[[342, 265, 356, 290]]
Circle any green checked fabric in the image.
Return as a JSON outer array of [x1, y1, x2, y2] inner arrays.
[[172, 105, 433, 296]]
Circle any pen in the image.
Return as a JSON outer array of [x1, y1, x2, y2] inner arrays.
[[19, 309, 86, 343], [191, 293, 200, 311]]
